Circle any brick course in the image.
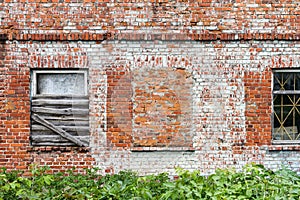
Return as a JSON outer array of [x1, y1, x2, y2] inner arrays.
[[1, 1, 300, 175]]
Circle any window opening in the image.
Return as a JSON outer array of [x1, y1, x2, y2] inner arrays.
[[30, 70, 89, 146], [273, 69, 300, 142]]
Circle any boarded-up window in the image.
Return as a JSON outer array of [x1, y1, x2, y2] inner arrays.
[[30, 70, 89, 146]]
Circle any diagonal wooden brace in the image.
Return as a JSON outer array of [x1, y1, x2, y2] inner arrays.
[[32, 114, 88, 147]]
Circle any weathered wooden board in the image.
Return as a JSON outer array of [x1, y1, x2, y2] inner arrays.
[[31, 142, 81, 146], [32, 95, 88, 99], [32, 125, 89, 132], [32, 99, 89, 106], [31, 95, 89, 146], [40, 114, 89, 121], [32, 114, 87, 147], [31, 135, 89, 143], [35, 116, 89, 121], [45, 120, 89, 126], [31, 130, 81, 136], [31, 107, 89, 116]]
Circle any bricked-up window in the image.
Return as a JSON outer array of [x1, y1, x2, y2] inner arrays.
[[273, 69, 300, 143], [30, 70, 89, 147]]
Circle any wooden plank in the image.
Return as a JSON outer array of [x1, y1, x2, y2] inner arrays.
[[31, 130, 56, 135], [34, 115, 89, 121], [32, 99, 89, 106], [43, 120, 89, 127], [31, 107, 89, 115], [31, 135, 89, 143], [31, 142, 78, 146], [32, 95, 88, 99], [31, 130, 87, 136], [32, 125, 89, 132], [31, 114, 88, 147]]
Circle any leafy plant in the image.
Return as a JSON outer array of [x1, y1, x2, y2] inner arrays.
[[0, 163, 300, 200]]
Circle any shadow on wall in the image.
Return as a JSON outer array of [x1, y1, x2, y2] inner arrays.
[[0, 34, 7, 65], [0, 34, 8, 163], [0, 34, 7, 94]]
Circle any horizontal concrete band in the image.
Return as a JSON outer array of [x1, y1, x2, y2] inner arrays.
[[1, 32, 300, 41]]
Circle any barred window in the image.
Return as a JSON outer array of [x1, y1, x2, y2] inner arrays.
[[273, 69, 300, 143]]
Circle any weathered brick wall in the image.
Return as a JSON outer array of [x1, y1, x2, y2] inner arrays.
[[1, 1, 300, 175], [0, 40, 97, 173], [0, 38, 32, 171], [1, 1, 300, 35], [1, 39, 300, 175]]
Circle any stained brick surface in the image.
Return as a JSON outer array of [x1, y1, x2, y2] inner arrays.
[[1, 1, 300, 175], [1, 1, 300, 36]]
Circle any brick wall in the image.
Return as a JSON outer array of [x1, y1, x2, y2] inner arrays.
[[1, 1, 300, 175], [1, 1, 300, 37]]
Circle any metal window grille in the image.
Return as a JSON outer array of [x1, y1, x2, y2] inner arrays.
[[273, 70, 300, 142]]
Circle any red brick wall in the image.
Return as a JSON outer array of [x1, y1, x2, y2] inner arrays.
[[245, 70, 272, 146], [106, 66, 133, 148], [0, 0, 297, 42], [1, 39, 300, 175], [1, 1, 300, 38], [0, 40, 96, 173], [1, 1, 300, 175], [0, 38, 32, 170]]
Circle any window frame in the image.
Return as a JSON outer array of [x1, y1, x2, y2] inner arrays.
[[272, 69, 300, 144], [30, 69, 89, 147], [31, 69, 88, 97]]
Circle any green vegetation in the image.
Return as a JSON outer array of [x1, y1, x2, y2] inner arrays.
[[1, 164, 300, 199]]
